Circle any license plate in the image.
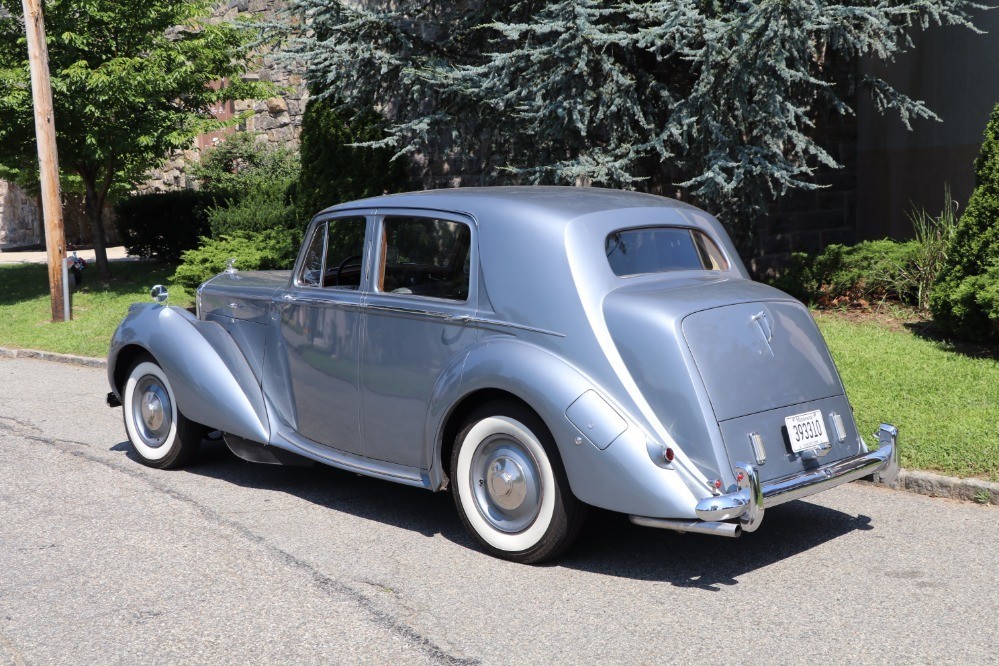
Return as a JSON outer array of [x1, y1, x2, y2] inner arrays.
[[784, 410, 829, 452]]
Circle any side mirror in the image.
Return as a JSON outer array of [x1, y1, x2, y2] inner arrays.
[[150, 284, 169, 303]]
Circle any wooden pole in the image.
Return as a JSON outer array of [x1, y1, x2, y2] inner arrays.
[[22, 0, 66, 322]]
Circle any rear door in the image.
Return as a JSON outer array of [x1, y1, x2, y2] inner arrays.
[[359, 211, 478, 469]]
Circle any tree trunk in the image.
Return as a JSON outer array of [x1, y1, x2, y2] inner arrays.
[[83, 176, 110, 279]]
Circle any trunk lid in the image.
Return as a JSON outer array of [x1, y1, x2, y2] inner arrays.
[[681, 301, 842, 422]]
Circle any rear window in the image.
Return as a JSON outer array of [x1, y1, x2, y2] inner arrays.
[[605, 227, 729, 277]]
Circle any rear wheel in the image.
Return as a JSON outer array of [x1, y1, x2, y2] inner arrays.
[[122, 356, 205, 469], [451, 401, 586, 563]]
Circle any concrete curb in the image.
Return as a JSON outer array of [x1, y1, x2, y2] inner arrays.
[[0, 346, 106, 369], [1, 346, 996, 506], [867, 469, 998, 506]]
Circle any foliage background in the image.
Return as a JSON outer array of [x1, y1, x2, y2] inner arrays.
[[0, 0, 271, 275], [285, 0, 982, 249]]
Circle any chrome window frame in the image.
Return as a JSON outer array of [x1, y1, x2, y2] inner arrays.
[[369, 210, 477, 307]]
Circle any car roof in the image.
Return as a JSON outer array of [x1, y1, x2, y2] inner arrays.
[[318, 186, 699, 226]]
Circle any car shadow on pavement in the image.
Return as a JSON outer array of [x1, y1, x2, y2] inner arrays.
[[111, 439, 874, 589], [561, 503, 873, 590]]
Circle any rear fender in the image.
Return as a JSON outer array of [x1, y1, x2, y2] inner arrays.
[[108, 303, 270, 443], [428, 338, 699, 518]]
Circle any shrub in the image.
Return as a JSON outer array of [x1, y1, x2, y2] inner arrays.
[[171, 228, 300, 291], [115, 190, 223, 261], [931, 102, 999, 340], [290, 98, 411, 222], [190, 132, 300, 197], [207, 178, 297, 237], [187, 132, 301, 237], [771, 240, 924, 306]]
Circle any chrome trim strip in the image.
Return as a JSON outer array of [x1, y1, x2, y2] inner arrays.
[[629, 516, 742, 538], [695, 423, 899, 526], [362, 305, 566, 337], [365, 304, 453, 320], [463, 316, 566, 338]]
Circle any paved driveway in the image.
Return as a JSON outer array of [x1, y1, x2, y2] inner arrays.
[[1, 357, 996, 664]]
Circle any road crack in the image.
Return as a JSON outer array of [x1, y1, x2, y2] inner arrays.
[[24, 435, 476, 666]]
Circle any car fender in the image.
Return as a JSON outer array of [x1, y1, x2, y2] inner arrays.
[[428, 336, 699, 518], [108, 303, 270, 443]]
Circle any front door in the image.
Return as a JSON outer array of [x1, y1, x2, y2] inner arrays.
[[273, 215, 369, 455]]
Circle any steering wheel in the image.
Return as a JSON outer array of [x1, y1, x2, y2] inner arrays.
[[334, 254, 363, 286]]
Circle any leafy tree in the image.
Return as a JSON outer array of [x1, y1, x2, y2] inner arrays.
[[0, 0, 271, 277], [930, 101, 999, 340], [285, 0, 982, 248]]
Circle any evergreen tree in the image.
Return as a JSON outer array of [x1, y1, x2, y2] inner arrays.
[[285, 0, 982, 247], [930, 101, 999, 341]]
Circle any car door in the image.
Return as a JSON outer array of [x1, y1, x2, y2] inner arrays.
[[270, 214, 370, 455], [360, 211, 479, 468]]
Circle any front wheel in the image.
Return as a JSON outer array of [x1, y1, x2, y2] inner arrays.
[[122, 356, 205, 469], [451, 401, 586, 563]]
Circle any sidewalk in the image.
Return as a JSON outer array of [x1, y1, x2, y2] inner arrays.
[[0, 245, 132, 265]]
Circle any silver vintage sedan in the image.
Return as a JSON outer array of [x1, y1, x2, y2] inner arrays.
[[107, 187, 898, 563]]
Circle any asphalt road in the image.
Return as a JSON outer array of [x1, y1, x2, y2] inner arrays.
[[1, 357, 996, 665]]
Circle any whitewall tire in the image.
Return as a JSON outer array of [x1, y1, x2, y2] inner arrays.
[[451, 401, 586, 563], [122, 357, 204, 469]]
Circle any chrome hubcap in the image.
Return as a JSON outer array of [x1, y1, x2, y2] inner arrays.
[[487, 456, 528, 510], [141, 391, 164, 431], [132, 376, 172, 448], [470, 434, 542, 533]]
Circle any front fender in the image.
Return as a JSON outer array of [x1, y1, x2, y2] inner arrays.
[[108, 304, 269, 443], [430, 337, 699, 518]]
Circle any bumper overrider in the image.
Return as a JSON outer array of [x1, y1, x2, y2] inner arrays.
[[631, 423, 899, 538]]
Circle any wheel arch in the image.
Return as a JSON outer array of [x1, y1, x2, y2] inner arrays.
[[426, 338, 597, 497], [111, 343, 149, 395], [438, 388, 539, 490]]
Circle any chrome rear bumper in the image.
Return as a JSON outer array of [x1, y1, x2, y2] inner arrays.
[[694, 423, 899, 532]]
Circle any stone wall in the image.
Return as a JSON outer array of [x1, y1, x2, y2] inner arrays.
[[0, 181, 41, 249], [143, 0, 307, 193]]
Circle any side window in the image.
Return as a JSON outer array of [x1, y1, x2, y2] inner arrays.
[[298, 224, 325, 287], [379, 216, 471, 301], [324, 217, 367, 288], [297, 216, 367, 289]]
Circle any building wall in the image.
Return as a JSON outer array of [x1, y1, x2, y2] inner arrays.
[[857, 10, 999, 240], [0, 181, 41, 249]]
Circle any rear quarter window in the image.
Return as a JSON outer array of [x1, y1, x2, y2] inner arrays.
[[605, 227, 729, 277]]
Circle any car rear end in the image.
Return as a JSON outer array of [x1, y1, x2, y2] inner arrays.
[[586, 216, 897, 535]]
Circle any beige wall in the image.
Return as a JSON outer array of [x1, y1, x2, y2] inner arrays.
[[857, 10, 999, 240]]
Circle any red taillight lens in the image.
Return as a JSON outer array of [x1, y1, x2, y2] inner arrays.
[[664, 447, 675, 463]]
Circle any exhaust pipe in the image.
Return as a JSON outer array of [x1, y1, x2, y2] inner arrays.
[[629, 515, 742, 538]]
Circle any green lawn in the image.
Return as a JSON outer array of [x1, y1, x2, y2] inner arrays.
[[1, 260, 996, 480], [816, 312, 999, 481], [0, 261, 193, 358]]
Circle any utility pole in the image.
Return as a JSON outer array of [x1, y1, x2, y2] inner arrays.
[[22, 0, 67, 322]]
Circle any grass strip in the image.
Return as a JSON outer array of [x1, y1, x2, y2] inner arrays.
[[0, 261, 193, 359], [816, 312, 998, 481]]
